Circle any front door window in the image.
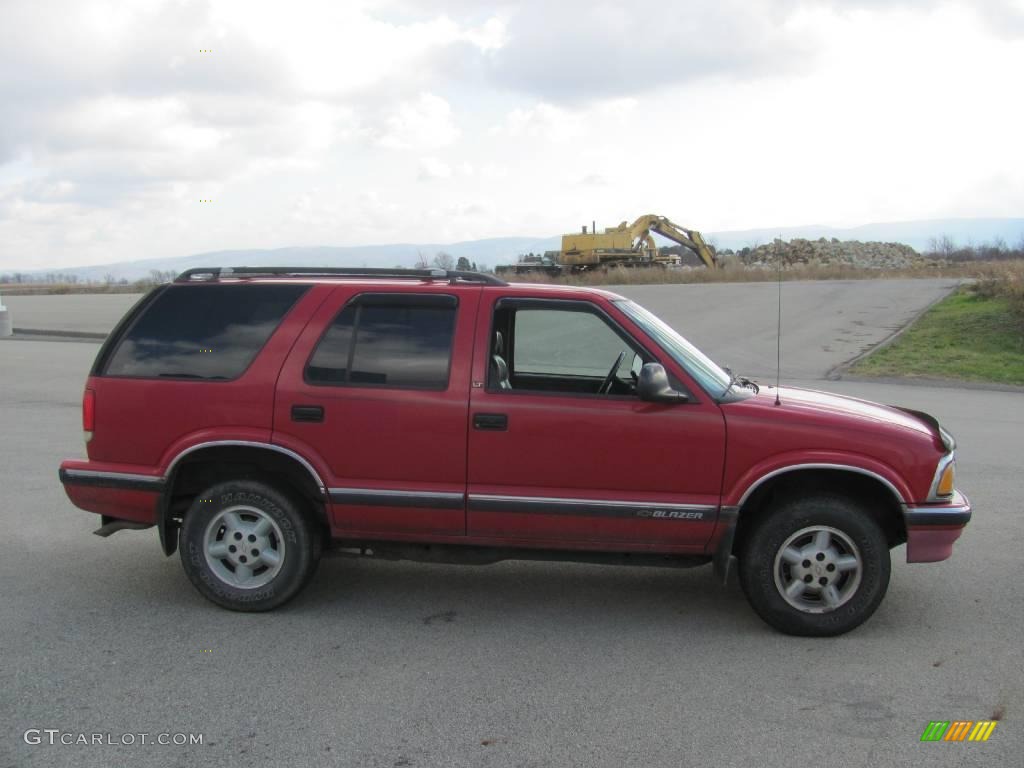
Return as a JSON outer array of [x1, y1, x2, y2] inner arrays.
[[489, 304, 646, 397]]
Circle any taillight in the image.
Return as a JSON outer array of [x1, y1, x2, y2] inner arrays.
[[83, 388, 95, 442]]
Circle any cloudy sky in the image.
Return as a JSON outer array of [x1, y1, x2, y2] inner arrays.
[[1, 0, 1022, 270]]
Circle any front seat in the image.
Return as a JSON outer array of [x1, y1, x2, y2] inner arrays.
[[490, 331, 512, 390]]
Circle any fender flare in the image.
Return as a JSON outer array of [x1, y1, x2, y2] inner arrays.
[[734, 462, 908, 509], [713, 462, 909, 584], [156, 440, 328, 556]]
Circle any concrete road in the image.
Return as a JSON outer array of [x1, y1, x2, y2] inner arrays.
[[614, 278, 960, 379], [2, 293, 142, 336], [1, 334, 1021, 767], [2, 278, 959, 378]]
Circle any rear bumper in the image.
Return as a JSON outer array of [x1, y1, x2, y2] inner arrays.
[[904, 489, 971, 563], [59, 461, 162, 525]]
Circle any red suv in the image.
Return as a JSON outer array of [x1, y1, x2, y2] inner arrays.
[[59, 267, 970, 635]]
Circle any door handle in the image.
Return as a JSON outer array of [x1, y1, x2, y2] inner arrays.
[[473, 413, 508, 431], [291, 404, 324, 423]]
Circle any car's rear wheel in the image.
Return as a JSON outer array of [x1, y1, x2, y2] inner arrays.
[[179, 479, 321, 611], [738, 494, 891, 636]]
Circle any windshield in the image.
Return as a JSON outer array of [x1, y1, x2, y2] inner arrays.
[[614, 299, 732, 396]]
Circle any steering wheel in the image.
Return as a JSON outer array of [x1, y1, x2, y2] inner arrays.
[[599, 351, 627, 395]]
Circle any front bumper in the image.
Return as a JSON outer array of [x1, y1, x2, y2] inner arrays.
[[903, 489, 971, 563]]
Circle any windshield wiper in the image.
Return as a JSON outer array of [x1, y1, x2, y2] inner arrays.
[[720, 369, 759, 398], [737, 376, 760, 393]]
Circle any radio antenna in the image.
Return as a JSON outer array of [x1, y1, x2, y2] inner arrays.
[[774, 236, 783, 406]]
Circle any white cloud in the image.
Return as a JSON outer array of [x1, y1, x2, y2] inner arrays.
[[57, 96, 224, 155], [485, 1, 813, 100], [0, 0, 1022, 270], [464, 16, 508, 51], [375, 93, 460, 150], [496, 103, 585, 142], [418, 157, 453, 181]]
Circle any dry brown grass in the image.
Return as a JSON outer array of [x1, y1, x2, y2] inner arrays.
[[5, 260, 1023, 296], [967, 260, 1024, 319], [0, 282, 152, 296], [502, 259, 1024, 287]]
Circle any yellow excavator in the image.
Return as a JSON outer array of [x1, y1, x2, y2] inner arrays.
[[498, 214, 717, 276]]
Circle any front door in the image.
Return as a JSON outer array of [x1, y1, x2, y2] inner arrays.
[[274, 286, 479, 538], [467, 295, 726, 551]]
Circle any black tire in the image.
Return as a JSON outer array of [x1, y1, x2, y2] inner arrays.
[[179, 479, 322, 611], [738, 493, 891, 636]]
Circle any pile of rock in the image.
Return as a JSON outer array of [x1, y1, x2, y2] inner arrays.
[[723, 238, 929, 270]]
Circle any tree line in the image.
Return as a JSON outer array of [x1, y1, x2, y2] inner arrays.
[[923, 235, 1024, 262], [0, 269, 178, 286], [411, 252, 489, 272]]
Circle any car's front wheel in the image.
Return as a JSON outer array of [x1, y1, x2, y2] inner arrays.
[[179, 479, 322, 611], [738, 493, 891, 636]]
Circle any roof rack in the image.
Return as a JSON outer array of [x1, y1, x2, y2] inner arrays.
[[174, 266, 507, 286]]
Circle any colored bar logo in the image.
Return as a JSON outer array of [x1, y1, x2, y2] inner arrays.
[[921, 721, 998, 742]]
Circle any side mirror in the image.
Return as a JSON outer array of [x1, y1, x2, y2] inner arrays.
[[637, 363, 689, 403]]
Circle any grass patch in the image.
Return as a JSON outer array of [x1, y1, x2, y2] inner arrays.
[[849, 289, 1024, 385]]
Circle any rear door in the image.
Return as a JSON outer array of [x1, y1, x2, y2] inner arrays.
[[274, 285, 479, 537], [466, 294, 726, 551]]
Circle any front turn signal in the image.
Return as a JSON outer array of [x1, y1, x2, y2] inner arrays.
[[937, 462, 955, 497]]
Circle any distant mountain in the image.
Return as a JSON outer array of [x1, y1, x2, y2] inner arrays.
[[36, 237, 562, 282], [21, 218, 1023, 280], [705, 218, 1024, 252]]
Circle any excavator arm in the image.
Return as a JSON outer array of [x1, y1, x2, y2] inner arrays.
[[629, 215, 717, 269]]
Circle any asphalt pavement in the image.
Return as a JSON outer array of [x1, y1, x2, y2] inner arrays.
[[616, 278, 960, 379], [3, 293, 142, 336], [1, 280, 1020, 768], [3, 278, 959, 380]]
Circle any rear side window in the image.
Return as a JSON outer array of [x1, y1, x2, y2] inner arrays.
[[103, 284, 308, 379], [306, 294, 457, 390]]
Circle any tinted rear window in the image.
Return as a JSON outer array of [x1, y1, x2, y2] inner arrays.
[[306, 295, 457, 389], [103, 284, 308, 379]]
